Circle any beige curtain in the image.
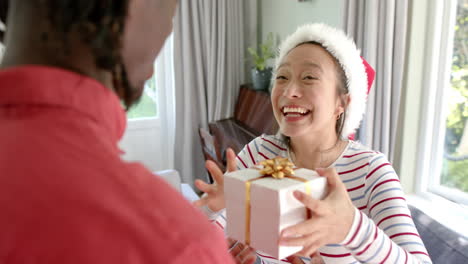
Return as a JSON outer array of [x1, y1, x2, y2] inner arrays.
[[343, 0, 409, 163], [173, 0, 249, 185]]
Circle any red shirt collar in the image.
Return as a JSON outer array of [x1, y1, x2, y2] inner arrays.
[[0, 65, 127, 142]]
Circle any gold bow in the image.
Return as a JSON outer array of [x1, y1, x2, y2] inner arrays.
[[259, 157, 295, 179]]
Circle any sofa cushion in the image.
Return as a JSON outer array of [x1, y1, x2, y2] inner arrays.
[[409, 205, 468, 263]]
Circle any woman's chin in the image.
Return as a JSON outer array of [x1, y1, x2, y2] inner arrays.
[[279, 121, 320, 139], [279, 127, 306, 138]]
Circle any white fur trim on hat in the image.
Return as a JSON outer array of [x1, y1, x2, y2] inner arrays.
[[275, 23, 368, 138]]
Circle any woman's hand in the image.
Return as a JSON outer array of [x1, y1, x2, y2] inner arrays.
[[279, 168, 355, 257], [193, 148, 237, 212], [227, 238, 256, 264], [286, 256, 306, 264], [287, 252, 324, 264]]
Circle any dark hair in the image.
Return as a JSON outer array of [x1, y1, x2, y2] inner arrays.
[[333, 53, 348, 138], [3, 0, 139, 109], [0, 0, 7, 42], [46, 0, 138, 109]]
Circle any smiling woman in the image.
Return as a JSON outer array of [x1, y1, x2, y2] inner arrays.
[[272, 43, 348, 146], [195, 23, 432, 264]]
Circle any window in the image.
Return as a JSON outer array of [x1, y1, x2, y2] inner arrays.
[[119, 33, 174, 170], [126, 76, 158, 119], [433, 0, 468, 203], [419, 0, 468, 205]]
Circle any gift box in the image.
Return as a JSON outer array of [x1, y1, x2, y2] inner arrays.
[[224, 158, 327, 260]]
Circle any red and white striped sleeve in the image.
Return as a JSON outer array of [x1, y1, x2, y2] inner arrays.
[[236, 137, 264, 169], [340, 154, 432, 263]]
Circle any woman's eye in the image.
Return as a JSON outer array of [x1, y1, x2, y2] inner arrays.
[[303, 76, 317, 80], [276, 75, 288, 80]]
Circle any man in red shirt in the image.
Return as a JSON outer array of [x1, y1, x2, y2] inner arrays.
[[0, 0, 236, 263]]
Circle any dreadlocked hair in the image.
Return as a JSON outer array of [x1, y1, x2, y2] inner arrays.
[[45, 0, 137, 109]]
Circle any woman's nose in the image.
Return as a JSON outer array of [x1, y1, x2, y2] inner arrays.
[[283, 81, 302, 99]]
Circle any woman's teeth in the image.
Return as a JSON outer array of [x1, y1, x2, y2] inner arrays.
[[282, 106, 310, 116]]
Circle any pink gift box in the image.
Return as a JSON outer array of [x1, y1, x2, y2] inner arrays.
[[224, 168, 327, 259]]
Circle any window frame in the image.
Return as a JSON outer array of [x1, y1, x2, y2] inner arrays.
[[414, 0, 468, 205]]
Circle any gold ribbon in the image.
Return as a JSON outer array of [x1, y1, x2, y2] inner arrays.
[[244, 157, 312, 246]]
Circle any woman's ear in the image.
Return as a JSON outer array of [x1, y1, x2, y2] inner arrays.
[[336, 94, 350, 115]]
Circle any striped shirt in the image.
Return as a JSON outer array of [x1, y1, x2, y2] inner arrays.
[[204, 135, 432, 264]]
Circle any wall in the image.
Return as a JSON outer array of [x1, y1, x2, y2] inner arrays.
[[119, 119, 163, 172], [259, 0, 343, 45]]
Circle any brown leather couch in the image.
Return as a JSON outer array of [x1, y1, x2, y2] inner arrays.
[[199, 84, 277, 173]]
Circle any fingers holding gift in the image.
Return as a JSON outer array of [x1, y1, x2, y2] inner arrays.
[[280, 213, 323, 238], [205, 160, 225, 185], [192, 179, 219, 208], [195, 149, 234, 196], [194, 179, 216, 194], [289, 170, 355, 244], [279, 230, 321, 247], [226, 148, 237, 172], [286, 256, 306, 264], [279, 221, 326, 259], [287, 252, 323, 264], [310, 252, 325, 264], [297, 239, 323, 259], [193, 160, 223, 195], [227, 238, 238, 248], [293, 191, 327, 215], [229, 241, 256, 264], [315, 167, 344, 191], [193, 160, 227, 211], [228, 240, 245, 255], [192, 195, 209, 208], [235, 247, 256, 264]]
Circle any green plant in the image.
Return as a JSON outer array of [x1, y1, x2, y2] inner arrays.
[[248, 32, 276, 71], [441, 157, 468, 192]]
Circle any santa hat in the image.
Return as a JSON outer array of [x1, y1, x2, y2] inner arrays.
[[275, 23, 375, 139]]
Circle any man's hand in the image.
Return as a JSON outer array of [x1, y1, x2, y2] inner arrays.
[[227, 238, 256, 264]]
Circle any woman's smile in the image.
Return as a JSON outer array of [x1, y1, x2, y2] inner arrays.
[[281, 105, 312, 122]]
